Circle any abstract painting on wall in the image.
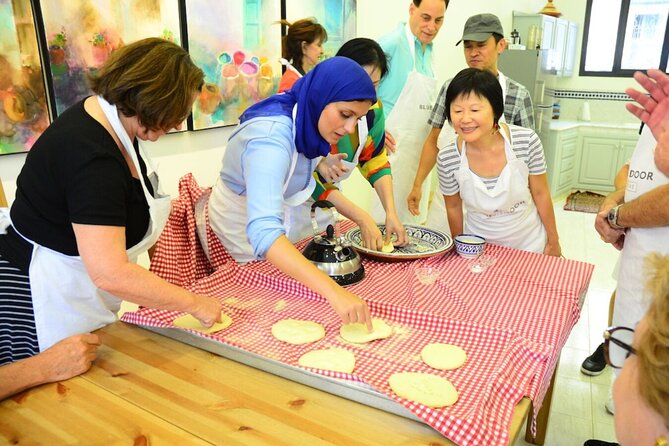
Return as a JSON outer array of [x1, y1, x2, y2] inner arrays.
[[0, 0, 50, 155], [285, 0, 356, 59], [36, 0, 181, 117], [185, 0, 282, 130]]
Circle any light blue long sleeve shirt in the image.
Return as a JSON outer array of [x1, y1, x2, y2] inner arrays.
[[377, 22, 435, 118], [219, 115, 315, 258]]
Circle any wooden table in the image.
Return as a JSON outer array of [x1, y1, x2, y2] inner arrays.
[[0, 322, 533, 445]]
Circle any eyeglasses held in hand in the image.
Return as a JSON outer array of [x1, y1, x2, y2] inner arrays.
[[603, 326, 637, 368]]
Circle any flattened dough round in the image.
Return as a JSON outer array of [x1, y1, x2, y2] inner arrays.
[[388, 372, 458, 408], [173, 313, 232, 334], [298, 348, 355, 373], [381, 241, 395, 253], [420, 343, 467, 370], [340, 318, 392, 344], [271, 319, 325, 345]]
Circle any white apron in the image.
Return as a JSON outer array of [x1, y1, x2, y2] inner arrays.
[[285, 118, 369, 242], [371, 24, 437, 225], [457, 127, 546, 252], [23, 96, 171, 351], [210, 105, 316, 262], [426, 73, 510, 233], [614, 126, 669, 338]]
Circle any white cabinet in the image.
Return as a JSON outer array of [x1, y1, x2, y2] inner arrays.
[[540, 124, 640, 195], [576, 129, 639, 192], [512, 12, 578, 77], [540, 127, 578, 196], [562, 21, 579, 76]]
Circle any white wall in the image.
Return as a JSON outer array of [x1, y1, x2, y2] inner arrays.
[[0, 0, 640, 208]]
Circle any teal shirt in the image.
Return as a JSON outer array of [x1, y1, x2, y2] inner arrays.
[[377, 22, 435, 118]]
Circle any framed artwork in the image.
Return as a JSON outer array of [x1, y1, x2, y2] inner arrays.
[[0, 0, 50, 155], [285, 0, 356, 58], [35, 0, 181, 117], [185, 0, 282, 130]]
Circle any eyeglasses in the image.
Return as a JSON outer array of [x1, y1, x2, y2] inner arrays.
[[603, 326, 637, 368]]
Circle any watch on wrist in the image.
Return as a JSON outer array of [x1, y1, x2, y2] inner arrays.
[[607, 204, 625, 230]]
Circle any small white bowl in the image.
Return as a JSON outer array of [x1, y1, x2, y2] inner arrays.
[[454, 234, 486, 259], [414, 266, 440, 285]]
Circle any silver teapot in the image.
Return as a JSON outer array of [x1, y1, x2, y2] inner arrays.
[[301, 200, 364, 286]]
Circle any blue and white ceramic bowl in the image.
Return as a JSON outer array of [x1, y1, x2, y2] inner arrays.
[[454, 234, 486, 259]]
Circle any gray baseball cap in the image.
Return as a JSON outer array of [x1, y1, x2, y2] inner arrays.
[[456, 13, 504, 45]]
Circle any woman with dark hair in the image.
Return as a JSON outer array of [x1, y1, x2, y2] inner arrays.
[[277, 18, 327, 92], [208, 57, 375, 329], [287, 37, 408, 250], [0, 38, 223, 399], [436, 68, 561, 255]]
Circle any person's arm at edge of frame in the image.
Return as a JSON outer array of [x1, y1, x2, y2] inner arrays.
[[625, 68, 669, 175], [265, 235, 372, 331], [615, 184, 669, 229], [595, 163, 628, 249], [0, 333, 100, 401], [527, 173, 561, 256]]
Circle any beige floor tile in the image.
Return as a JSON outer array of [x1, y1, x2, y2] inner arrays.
[[593, 421, 618, 443], [542, 411, 593, 446], [592, 381, 616, 426], [565, 307, 591, 350], [556, 346, 593, 382], [551, 376, 593, 420], [589, 366, 614, 388]]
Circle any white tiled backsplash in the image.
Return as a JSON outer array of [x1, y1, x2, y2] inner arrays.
[[549, 90, 638, 124]]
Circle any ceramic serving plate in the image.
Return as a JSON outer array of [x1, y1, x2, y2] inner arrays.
[[344, 225, 453, 262]]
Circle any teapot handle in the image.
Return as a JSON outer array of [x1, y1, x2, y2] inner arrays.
[[310, 200, 340, 241]]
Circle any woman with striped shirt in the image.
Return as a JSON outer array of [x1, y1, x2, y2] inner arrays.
[[436, 68, 561, 256]]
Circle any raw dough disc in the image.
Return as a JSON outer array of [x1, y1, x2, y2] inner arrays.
[[173, 313, 232, 334], [381, 241, 395, 253], [340, 318, 393, 344], [388, 372, 458, 408], [298, 348, 355, 373], [420, 343, 467, 370], [271, 319, 325, 345]]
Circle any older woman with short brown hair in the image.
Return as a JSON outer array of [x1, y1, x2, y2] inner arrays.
[[0, 37, 222, 400]]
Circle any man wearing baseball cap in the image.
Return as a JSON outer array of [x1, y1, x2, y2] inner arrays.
[[407, 12, 535, 231]]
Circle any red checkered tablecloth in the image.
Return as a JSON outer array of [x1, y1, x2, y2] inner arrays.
[[121, 174, 594, 446]]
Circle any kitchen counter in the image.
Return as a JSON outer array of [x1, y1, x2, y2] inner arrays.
[[548, 120, 641, 131]]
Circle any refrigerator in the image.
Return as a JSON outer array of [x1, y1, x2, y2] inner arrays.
[[498, 49, 556, 133]]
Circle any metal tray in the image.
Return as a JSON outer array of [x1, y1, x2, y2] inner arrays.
[[345, 225, 453, 262], [143, 326, 420, 422]]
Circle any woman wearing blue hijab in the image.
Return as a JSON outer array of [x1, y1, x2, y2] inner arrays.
[[209, 57, 376, 329]]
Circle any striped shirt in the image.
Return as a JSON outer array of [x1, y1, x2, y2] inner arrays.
[[437, 125, 546, 195], [0, 255, 38, 365]]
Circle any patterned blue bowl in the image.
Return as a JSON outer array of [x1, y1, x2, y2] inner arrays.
[[454, 234, 486, 259]]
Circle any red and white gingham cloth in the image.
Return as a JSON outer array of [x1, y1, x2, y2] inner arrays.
[[122, 174, 594, 446]]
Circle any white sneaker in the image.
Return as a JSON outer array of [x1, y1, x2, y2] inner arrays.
[[605, 396, 615, 415]]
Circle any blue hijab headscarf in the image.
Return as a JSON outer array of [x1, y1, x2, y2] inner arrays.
[[239, 56, 377, 159]]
